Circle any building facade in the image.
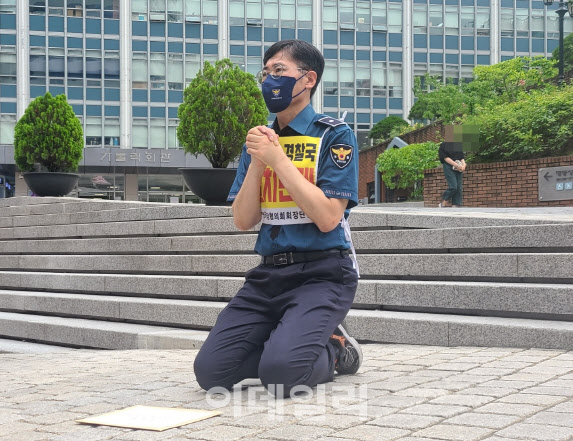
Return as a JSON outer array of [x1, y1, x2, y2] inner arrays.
[[0, 0, 571, 200]]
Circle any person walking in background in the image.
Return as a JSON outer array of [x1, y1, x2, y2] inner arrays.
[[438, 124, 466, 208]]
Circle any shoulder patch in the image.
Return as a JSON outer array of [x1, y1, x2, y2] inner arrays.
[[329, 144, 354, 169], [317, 116, 346, 128]]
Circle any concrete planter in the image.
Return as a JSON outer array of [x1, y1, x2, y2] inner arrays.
[[179, 168, 237, 206], [22, 172, 79, 197]]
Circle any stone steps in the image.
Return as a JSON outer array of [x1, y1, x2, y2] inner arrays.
[[0, 196, 572, 350], [0, 311, 208, 350], [1, 306, 572, 351], [0, 253, 571, 283]]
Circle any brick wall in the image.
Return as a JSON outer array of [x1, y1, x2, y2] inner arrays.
[[358, 122, 445, 200], [424, 156, 573, 207]]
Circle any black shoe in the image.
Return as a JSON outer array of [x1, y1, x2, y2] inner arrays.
[[330, 323, 363, 375]]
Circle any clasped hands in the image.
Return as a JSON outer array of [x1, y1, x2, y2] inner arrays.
[[246, 126, 284, 170]]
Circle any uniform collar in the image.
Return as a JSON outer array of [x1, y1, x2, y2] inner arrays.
[[272, 104, 316, 135]]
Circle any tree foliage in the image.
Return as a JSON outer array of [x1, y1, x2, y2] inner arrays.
[[14, 92, 84, 172], [464, 84, 573, 163], [376, 141, 441, 199], [409, 75, 468, 123], [177, 59, 268, 168], [552, 30, 573, 74], [369, 115, 408, 141], [409, 57, 557, 124]]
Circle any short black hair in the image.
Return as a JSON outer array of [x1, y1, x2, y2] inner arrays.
[[263, 40, 325, 99]]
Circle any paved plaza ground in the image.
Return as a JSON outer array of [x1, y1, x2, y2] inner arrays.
[[1, 343, 573, 441]]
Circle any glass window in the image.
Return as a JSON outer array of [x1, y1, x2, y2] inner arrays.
[[133, 119, 148, 148], [86, 116, 102, 146], [150, 0, 166, 21], [185, 0, 200, 22], [150, 119, 166, 148], [48, 0, 64, 16], [105, 56, 120, 80], [0, 52, 17, 84], [168, 120, 179, 149], [185, 53, 200, 84], [323, 60, 338, 96], [168, 53, 183, 90], [168, 0, 183, 22], [372, 61, 386, 96], [202, 0, 217, 23], [413, 9, 427, 34], [30, 0, 45, 14], [85, 0, 101, 17], [356, 60, 370, 96], [0, 114, 16, 144], [132, 53, 148, 89], [387, 6, 401, 33], [150, 52, 166, 89], [323, 0, 337, 30], [132, 0, 147, 20], [340, 59, 354, 89], [104, 118, 120, 146], [67, 0, 83, 17], [103, 0, 119, 19], [388, 65, 402, 98]]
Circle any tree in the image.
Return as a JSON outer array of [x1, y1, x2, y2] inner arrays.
[[177, 59, 268, 168], [408, 57, 557, 123], [408, 74, 468, 123], [552, 31, 573, 75], [369, 115, 409, 141], [14, 92, 83, 172], [466, 56, 557, 108]]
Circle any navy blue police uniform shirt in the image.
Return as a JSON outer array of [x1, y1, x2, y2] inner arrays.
[[228, 104, 359, 256]]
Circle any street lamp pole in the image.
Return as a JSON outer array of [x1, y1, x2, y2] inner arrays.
[[544, 0, 573, 86]]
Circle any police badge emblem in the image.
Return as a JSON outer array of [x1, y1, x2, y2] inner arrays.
[[330, 144, 353, 169]]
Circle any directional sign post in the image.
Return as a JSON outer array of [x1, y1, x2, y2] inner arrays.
[[538, 166, 573, 201]]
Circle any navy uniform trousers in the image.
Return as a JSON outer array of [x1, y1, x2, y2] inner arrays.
[[194, 253, 358, 397]]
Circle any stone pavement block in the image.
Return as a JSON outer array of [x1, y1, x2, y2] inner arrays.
[[429, 394, 495, 407], [176, 425, 264, 441], [496, 423, 573, 441], [413, 424, 494, 440], [497, 393, 567, 406], [402, 404, 470, 418], [332, 404, 396, 418], [299, 413, 369, 429], [257, 424, 334, 440], [444, 412, 521, 429], [475, 402, 543, 417], [367, 395, 427, 409], [524, 411, 573, 427], [550, 401, 573, 413], [367, 413, 441, 430], [524, 386, 573, 397], [335, 425, 410, 441], [0, 432, 52, 441]]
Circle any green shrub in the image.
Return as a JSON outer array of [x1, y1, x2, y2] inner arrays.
[[177, 59, 268, 168], [369, 115, 409, 141], [464, 84, 573, 163], [376, 141, 441, 199], [14, 92, 84, 172]]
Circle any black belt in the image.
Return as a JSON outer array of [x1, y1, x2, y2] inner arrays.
[[261, 249, 349, 266]]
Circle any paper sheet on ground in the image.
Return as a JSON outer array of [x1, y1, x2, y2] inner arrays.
[[76, 405, 221, 431]]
